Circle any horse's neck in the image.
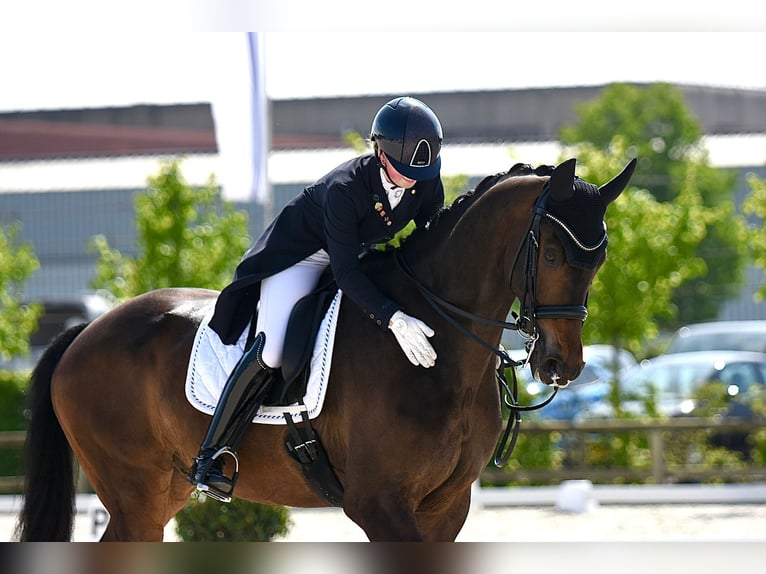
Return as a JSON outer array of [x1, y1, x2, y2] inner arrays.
[[415, 182, 536, 321]]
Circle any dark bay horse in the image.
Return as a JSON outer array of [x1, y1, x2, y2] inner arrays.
[[16, 158, 635, 541]]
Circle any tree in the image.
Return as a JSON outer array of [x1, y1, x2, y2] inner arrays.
[[574, 146, 716, 356], [742, 172, 766, 300], [90, 159, 252, 299], [561, 83, 747, 328], [0, 224, 41, 361]]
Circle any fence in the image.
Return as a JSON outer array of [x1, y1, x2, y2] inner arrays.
[[2, 418, 766, 494], [481, 417, 766, 486]]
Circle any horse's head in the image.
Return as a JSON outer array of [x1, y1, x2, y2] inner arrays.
[[513, 158, 636, 387]]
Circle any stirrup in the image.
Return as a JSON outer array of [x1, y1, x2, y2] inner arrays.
[[194, 447, 240, 503]]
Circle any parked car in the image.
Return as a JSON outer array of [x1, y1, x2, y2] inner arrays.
[[532, 374, 614, 422], [573, 350, 766, 456], [523, 345, 636, 421], [582, 344, 637, 376], [579, 350, 766, 417], [538, 349, 766, 422], [666, 320, 766, 354], [0, 292, 114, 372]]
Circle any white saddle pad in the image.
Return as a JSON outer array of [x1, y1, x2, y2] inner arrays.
[[185, 290, 342, 424]]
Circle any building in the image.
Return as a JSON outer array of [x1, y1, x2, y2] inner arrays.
[[1, 84, 765, 320]]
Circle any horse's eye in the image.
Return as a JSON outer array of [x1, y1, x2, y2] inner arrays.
[[544, 249, 557, 264]]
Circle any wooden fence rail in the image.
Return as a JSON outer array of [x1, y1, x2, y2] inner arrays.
[[481, 417, 766, 486], [2, 418, 765, 493]]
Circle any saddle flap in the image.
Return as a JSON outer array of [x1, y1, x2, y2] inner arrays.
[[280, 285, 337, 392]]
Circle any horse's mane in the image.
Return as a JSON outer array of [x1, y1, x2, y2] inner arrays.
[[399, 162, 554, 256], [356, 163, 555, 276]]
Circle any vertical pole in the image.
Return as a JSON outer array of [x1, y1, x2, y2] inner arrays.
[[649, 428, 665, 484]]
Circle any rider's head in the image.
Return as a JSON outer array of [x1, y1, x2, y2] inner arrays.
[[370, 96, 443, 181]]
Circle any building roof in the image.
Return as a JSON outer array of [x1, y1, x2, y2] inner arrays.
[[2, 84, 766, 162], [0, 117, 217, 160]]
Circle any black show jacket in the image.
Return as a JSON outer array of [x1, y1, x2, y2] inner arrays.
[[209, 153, 445, 345]]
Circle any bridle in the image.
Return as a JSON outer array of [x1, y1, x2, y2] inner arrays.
[[513, 183, 601, 340], [395, 180, 608, 466]]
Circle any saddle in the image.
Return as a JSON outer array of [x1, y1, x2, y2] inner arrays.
[[250, 277, 344, 507]]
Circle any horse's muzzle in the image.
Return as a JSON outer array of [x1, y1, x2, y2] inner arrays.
[[533, 354, 584, 388]]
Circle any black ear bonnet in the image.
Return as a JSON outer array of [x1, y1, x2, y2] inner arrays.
[[544, 178, 608, 270]]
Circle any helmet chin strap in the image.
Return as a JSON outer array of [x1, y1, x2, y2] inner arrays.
[[378, 151, 415, 191], [376, 150, 393, 181]]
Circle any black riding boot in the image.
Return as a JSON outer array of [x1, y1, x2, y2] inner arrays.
[[190, 332, 277, 502]]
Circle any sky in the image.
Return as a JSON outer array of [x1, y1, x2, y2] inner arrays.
[[1, 31, 765, 113]]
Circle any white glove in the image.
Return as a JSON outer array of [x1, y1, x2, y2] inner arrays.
[[388, 310, 437, 368]]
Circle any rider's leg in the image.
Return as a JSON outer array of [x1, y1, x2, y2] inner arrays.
[[256, 249, 330, 368], [191, 251, 329, 502], [191, 332, 276, 502]]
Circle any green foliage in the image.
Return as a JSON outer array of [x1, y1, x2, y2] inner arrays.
[[343, 130, 369, 154], [586, 431, 652, 477], [560, 83, 703, 203], [752, 429, 766, 466], [0, 370, 28, 479], [90, 159, 252, 299], [742, 172, 766, 300], [174, 491, 291, 541], [561, 82, 747, 331], [0, 370, 26, 429], [669, 164, 744, 326], [388, 174, 468, 248], [575, 146, 714, 355], [442, 174, 469, 204], [0, 224, 42, 360], [501, 431, 565, 485]]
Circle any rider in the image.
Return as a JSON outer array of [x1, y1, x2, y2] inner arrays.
[[190, 96, 446, 502]]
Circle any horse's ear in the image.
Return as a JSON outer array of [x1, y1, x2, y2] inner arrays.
[[599, 158, 637, 205], [549, 158, 577, 201]]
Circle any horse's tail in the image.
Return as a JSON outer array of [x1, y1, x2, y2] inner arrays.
[[14, 322, 89, 542]]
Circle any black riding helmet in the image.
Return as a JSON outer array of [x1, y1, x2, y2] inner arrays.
[[370, 96, 443, 181]]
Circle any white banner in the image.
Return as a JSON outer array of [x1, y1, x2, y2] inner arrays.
[[212, 32, 270, 204]]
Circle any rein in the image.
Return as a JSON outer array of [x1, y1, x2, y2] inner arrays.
[[395, 181, 604, 467], [395, 249, 556, 467]]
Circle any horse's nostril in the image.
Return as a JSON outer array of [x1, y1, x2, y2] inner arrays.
[[540, 356, 582, 387], [540, 357, 562, 384]]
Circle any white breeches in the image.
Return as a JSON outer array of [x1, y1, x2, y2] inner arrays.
[[255, 250, 330, 368]]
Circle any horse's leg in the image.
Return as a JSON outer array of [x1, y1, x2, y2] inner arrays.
[[342, 487, 424, 541], [344, 485, 471, 542], [415, 485, 473, 542], [71, 437, 192, 541], [56, 379, 191, 542], [99, 474, 193, 542], [90, 463, 192, 541]]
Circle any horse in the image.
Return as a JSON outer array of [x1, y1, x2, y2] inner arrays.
[[15, 157, 635, 542]]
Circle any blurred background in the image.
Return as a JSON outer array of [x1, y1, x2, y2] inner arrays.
[[1, 28, 766, 547]]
